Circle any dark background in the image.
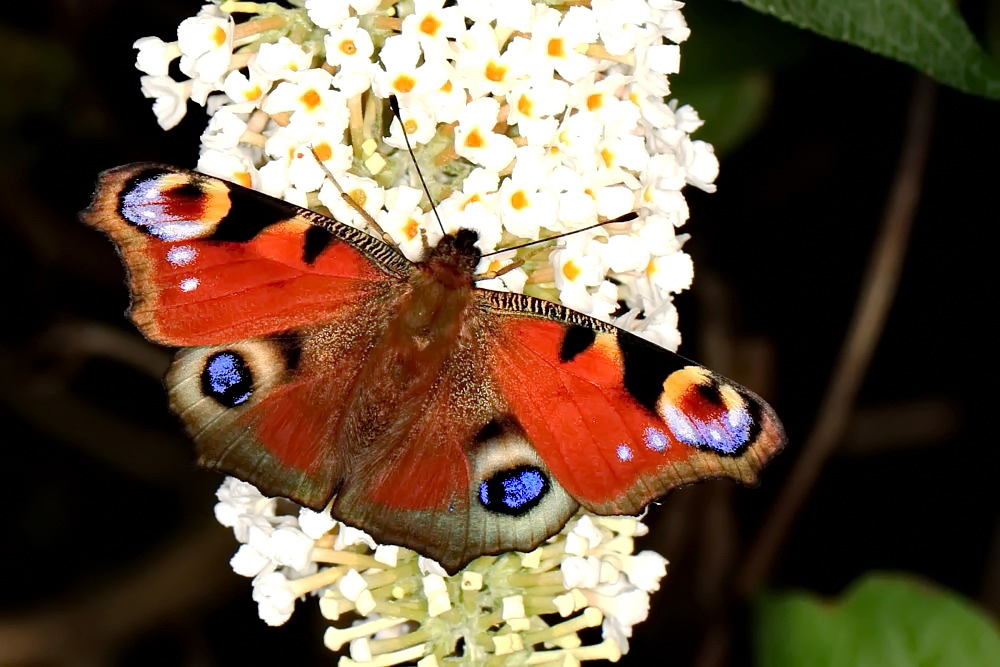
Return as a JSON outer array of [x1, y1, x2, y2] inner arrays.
[[1, 1, 997, 665]]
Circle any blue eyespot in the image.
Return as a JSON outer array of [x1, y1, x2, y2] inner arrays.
[[201, 351, 253, 408], [478, 466, 548, 516], [120, 174, 210, 241], [662, 404, 752, 455]]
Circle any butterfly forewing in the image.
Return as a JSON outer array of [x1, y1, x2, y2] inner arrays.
[[82, 163, 409, 345], [478, 295, 784, 515]]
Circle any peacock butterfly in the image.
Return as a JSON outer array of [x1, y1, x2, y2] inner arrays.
[[82, 163, 785, 573]]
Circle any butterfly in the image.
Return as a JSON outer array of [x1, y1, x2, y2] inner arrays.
[[83, 163, 785, 573]]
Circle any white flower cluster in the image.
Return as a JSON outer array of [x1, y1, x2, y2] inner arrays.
[[215, 477, 667, 664], [137, 0, 712, 659], [132, 0, 717, 350]]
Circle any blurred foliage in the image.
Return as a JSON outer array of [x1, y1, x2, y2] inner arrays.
[[755, 574, 1000, 666], [0, 25, 77, 165], [736, 0, 1000, 98], [676, 0, 1000, 153], [669, 3, 808, 154]]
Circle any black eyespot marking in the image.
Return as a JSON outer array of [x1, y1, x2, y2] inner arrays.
[[743, 396, 764, 450], [560, 325, 596, 362], [618, 330, 686, 413], [201, 351, 253, 408], [696, 380, 724, 405], [172, 181, 204, 200], [474, 418, 505, 444], [210, 180, 300, 242], [303, 225, 333, 264], [478, 466, 549, 516], [272, 331, 304, 373]]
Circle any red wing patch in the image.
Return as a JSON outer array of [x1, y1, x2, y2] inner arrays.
[[83, 164, 406, 346], [489, 317, 784, 514]]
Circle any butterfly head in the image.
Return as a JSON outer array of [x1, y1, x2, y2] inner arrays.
[[425, 228, 482, 279]]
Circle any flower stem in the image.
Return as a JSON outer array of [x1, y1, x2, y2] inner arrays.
[[234, 16, 288, 40]]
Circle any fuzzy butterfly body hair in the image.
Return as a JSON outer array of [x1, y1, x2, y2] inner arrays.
[[83, 163, 785, 573]]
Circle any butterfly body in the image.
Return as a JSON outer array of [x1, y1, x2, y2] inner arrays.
[[84, 163, 784, 573]]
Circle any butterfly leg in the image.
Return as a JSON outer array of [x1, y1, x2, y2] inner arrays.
[[476, 241, 555, 281], [474, 258, 525, 281], [420, 226, 433, 255]]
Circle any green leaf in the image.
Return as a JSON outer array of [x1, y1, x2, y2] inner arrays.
[[735, 0, 1000, 99], [755, 573, 1000, 667], [669, 2, 806, 154], [669, 70, 771, 155]]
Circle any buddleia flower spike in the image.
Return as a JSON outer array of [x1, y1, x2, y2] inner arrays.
[[124, 0, 742, 662]]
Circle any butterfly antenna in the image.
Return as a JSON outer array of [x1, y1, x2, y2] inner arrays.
[[388, 94, 447, 236], [309, 147, 398, 249], [481, 211, 639, 257]]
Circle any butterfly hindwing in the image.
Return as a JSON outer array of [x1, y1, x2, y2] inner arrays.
[[166, 310, 397, 509], [326, 320, 580, 572]]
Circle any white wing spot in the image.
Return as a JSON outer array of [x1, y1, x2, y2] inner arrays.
[[167, 245, 197, 266], [644, 427, 669, 452], [616, 444, 633, 462], [179, 277, 199, 292]]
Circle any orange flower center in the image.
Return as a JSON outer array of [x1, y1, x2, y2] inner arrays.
[[464, 128, 485, 149], [403, 217, 421, 240], [393, 74, 416, 93], [212, 25, 227, 47], [510, 190, 529, 210], [300, 89, 322, 111], [313, 142, 333, 162], [517, 95, 533, 117], [350, 188, 367, 207], [485, 61, 507, 83], [419, 14, 442, 37], [562, 259, 581, 282], [461, 194, 481, 211]]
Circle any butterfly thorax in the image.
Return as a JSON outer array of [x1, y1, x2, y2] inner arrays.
[[395, 229, 481, 354], [334, 230, 483, 455]]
